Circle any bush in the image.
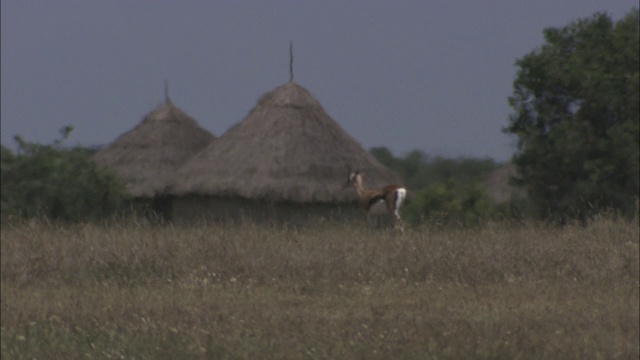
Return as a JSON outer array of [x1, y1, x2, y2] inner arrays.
[[405, 180, 497, 226], [370, 147, 503, 225], [1, 127, 128, 222]]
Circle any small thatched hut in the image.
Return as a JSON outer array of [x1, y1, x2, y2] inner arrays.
[[483, 162, 524, 204], [167, 81, 400, 223], [94, 98, 215, 219]]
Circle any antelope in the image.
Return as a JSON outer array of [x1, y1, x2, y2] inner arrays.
[[342, 170, 407, 232]]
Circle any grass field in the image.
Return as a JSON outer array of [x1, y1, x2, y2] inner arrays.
[[1, 216, 638, 359]]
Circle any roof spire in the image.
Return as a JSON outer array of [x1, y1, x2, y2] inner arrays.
[[164, 79, 171, 104], [289, 41, 294, 82]]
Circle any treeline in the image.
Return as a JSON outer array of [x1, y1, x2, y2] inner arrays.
[[0, 128, 632, 226], [0, 129, 514, 226], [1, 127, 127, 223], [370, 147, 522, 225]]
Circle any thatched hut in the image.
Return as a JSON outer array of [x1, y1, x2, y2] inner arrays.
[[483, 162, 524, 204], [94, 99, 215, 219], [167, 81, 400, 223]]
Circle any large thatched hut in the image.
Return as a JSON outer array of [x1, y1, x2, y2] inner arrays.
[[94, 98, 215, 219], [167, 81, 400, 223]]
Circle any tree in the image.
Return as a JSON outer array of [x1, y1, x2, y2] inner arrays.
[[505, 10, 639, 221], [1, 127, 128, 222]]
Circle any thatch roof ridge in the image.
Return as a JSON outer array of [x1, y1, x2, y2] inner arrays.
[[94, 100, 215, 198], [168, 81, 400, 203]]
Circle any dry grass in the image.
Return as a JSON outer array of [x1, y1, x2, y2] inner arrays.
[[1, 217, 638, 359]]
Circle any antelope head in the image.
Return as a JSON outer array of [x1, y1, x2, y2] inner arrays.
[[342, 169, 363, 191]]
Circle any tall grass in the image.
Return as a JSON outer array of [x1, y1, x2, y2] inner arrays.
[[2, 217, 638, 359]]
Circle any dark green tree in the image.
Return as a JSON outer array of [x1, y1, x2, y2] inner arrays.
[[369, 146, 401, 173], [1, 127, 128, 222], [505, 10, 639, 221]]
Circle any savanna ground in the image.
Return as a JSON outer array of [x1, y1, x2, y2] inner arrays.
[[1, 216, 638, 359]]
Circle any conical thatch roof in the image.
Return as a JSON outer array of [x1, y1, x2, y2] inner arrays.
[[168, 82, 400, 203], [94, 99, 215, 197]]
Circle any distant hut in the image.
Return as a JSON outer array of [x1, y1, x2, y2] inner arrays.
[[167, 81, 400, 223], [483, 162, 522, 204], [94, 97, 215, 220]]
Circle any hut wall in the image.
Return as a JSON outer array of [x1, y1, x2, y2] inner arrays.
[[171, 195, 365, 225], [118, 197, 172, 223]]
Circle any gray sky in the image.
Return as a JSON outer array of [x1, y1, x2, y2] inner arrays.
[[1, 1, 635, 162]]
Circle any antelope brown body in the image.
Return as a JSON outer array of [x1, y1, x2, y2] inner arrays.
[[343, 170, 407, 232]]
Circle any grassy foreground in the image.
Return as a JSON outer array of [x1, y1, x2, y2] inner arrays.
[[1, 217, 638, 359]]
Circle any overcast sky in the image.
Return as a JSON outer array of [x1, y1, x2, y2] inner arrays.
[[1, 1, 635, 162]]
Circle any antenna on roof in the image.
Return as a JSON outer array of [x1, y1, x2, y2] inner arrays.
[[164, 79, 171, 103], [289, 41, 294, 82]]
